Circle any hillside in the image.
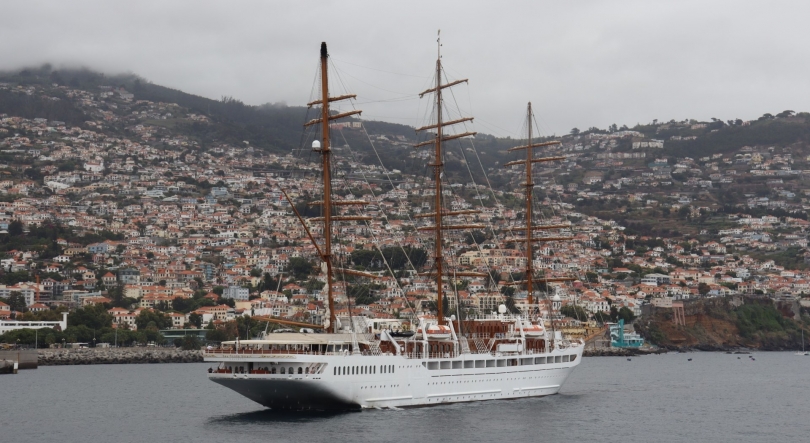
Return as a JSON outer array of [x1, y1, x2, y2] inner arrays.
[[636, 297, 809, 351]]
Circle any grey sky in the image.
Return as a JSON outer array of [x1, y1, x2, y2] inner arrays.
[[2, 1, 809, 137]]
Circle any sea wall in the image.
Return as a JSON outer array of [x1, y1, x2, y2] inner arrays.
[[0, 349, 38, 369], [38, 348, 203, 366]]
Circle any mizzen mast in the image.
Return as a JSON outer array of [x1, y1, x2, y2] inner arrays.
[[502, 104, 572, 311], [415, 31, 479, 324], [303, 42, 363, 333]]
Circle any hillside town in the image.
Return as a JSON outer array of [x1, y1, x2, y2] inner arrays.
[[2, 79, 810, 345]]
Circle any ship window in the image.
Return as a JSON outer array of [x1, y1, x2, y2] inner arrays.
[[373, 366, 376, 374], [562, 355, 570, 362], [333, 367, 336, 375], [570, 355, 576, 361], [298, 367, 303, 374], [280, 367, 286, 374]]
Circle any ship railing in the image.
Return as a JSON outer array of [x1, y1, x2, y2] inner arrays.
[[204, 348, 382, 357], [204, 349, 324, 356]]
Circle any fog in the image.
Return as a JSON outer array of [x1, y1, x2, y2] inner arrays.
[[2, 1, 809, 136]]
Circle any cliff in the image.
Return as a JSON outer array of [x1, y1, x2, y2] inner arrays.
[[635, 296, 808, 351]]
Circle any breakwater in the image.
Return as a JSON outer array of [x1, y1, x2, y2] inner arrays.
[[38, 348, 203, 365], [583, 347, 666, 357]]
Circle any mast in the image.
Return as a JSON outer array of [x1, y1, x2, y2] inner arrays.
[[525, 103, 534, 307], [502, 105, 572, 316], [434, 42, 445, 324], [303, 42, 362, 333], [320, 43, 336, 334], [415, 32, 479, 325]]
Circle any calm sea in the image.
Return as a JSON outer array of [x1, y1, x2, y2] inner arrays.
[[2, 352, 809, 443]]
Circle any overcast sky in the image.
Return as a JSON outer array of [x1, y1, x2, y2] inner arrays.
[[2, 1, 809, 137]]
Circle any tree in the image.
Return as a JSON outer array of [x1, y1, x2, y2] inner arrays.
[[178, 335, 201, 350], [8, 220, 24, 236], [205, 328, 231, 342], [68, 305, 112, 329], [6, 291, 27, 312], [617, 306, 636, 323], [172, 296, 191, 312], [188, 313, 203, 328], [135, 310, 171, 330], [288, 257, 314, 280], [560, 304, 588, 320], [570, 127, 580, 136], [698, 282, 711, 295]]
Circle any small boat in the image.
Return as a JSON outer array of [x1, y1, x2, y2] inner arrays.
[[796, 330, 809, 356], [389, 331, 415, 338], [522, 323, 546, 338], [417, 324, 453, 340]]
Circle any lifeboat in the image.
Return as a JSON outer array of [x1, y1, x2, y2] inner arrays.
[[417, 324, 452, 340], [522, 323, 546, 337]]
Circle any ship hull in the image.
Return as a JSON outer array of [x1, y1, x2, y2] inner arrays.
[[210, 377, 360, 411], [206, 346, 583, 411]]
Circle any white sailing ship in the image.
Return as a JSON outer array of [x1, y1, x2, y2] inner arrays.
[[205, 38, 584, 411]]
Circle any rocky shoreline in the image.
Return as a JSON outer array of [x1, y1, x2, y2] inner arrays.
[[38, 348, 203, 366]]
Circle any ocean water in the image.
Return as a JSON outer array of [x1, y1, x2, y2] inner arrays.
[[2, 352, 809, 443]]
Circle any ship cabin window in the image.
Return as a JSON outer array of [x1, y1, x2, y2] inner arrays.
[[520, 358, 533, 366], [562, 355, 570, 363], [280, 367, 286, 374], [391, 365, 394, 373], [535, 357, 546, 364], [475, 360, 485, 368], [570, 355, 576, 362], [271, 367, 277, 374], [554, 356, 562, 363], [298, 367, 303, 374], [373, 366, 376, 374]]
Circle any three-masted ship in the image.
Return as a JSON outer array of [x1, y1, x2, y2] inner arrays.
[[204, 40, 584, 411]]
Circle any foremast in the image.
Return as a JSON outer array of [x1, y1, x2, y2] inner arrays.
[[302, 42, 364, 333], [502, 104, 572, 316], [414, 33, 482, 326]]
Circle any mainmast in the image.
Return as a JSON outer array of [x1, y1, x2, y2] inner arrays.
[[415, 32, 479, 324], [503, 104, 572, 314], [303, 42, 363, 333]]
